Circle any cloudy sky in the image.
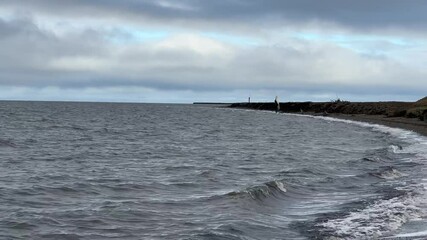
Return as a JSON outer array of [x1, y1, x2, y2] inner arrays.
[[0, 0, 426, 103]]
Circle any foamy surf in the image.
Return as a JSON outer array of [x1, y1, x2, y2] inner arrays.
[[283, 113, 427, 238], [318, 192, 424, 239], [284, 113, 426, 141], [370, 167, 406, 180], [391, 230, 427, 238]]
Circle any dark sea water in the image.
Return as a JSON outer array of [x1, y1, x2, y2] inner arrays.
[[1, 101, 427, 240]]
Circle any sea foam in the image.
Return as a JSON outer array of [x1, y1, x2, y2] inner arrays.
[[284, 113, 427, 238]]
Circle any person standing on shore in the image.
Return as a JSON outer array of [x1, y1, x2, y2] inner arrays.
[[274, 96, 280, 112]]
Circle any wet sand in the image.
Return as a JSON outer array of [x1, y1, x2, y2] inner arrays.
[[303, 113, 427, 137]]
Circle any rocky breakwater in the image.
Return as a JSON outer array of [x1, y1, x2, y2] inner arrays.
[[230, 97, 427, 122]]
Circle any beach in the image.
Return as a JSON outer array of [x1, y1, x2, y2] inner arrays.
[[322, 113, 427, 137], [229, 99, 427, 137]]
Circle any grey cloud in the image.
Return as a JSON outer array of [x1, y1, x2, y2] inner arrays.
[[0, 15, 425, 101], [0, 17, 108, 72], [2, 0, 427, 31]]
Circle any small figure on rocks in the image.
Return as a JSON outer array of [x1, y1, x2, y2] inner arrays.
[[274, 96, 280, 113]]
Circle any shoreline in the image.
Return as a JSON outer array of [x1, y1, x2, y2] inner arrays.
[[308, 113, 427, 137], [227, 102, 427, 137]]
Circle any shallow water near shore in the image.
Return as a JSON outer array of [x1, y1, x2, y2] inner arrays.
[[1, 101, 427, 239]]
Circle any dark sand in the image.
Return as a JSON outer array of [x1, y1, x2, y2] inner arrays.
[[317, 113, 427, 137]]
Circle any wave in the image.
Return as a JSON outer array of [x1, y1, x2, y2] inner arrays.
[[2, 220, 37, 230], [361, 156, 385, 163], [281, 113, 427, 238], [0, 138, 17, 148], [389, 144, 404, 153], [276, 168, 324, 177], [317, 192, 423, 239], [226, 180, 288, 201], [48, 124, 88, 131], [369, 167, 405, 180], [285, 113, 427, 165], [285, 113, 425, 139]]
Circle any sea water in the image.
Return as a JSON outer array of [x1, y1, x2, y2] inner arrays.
[[0, 101, 426, 239]]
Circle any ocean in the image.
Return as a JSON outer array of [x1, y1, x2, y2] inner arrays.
[[0, 101, 426, 239]]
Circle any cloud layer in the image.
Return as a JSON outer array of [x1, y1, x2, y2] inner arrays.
[[0, 1, 426, 102], [3, 1, 427, 30]]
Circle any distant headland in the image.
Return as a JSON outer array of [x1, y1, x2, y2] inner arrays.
[[228, 97, 427, 136]]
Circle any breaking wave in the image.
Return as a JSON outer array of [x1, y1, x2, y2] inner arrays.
[[369, 166, 405, 180], [318, 191, 424, 239], [227, 180, 288, 201]]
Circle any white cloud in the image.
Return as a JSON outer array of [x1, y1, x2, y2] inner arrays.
[[0, 1, 426, 102], [153, 34, 234, 56], [48, 57, 112, 72]]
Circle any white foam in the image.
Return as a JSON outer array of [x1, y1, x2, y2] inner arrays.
[[275, 181, 287, 193], [393, 230, 427, 238], [389, 145, 403, 153], [318, 194, 423, 239], [289, 113, 427, 237], [234, 110, 427, 237], [376, 168, 405, 180]]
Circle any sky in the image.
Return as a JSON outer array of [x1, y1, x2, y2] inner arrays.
[[0, 0, 426, 103]]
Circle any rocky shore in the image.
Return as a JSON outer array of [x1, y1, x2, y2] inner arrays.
[[229, 97, 427, 136]]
